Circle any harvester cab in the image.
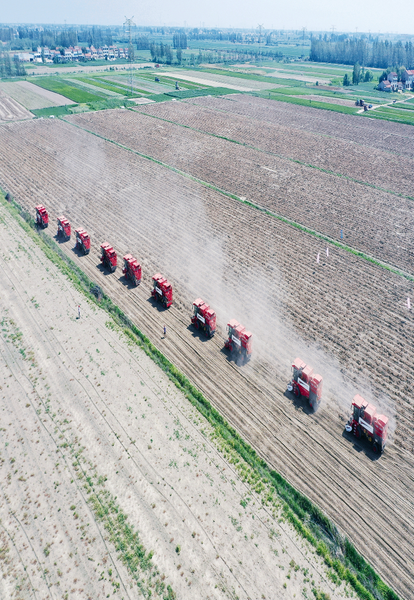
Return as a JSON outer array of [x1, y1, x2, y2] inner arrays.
[[289, 358, 323, 409], [57, 216, 71, 240], [151, 274, 173, 308], [35, 205, 49, 228], [191, 298, 216, 337], [75, 228, 90, 255], [224, 319, 252, 362], [346, 394, 388, 454], [123, 254, 142, 286], [100, 242, 117, 273]]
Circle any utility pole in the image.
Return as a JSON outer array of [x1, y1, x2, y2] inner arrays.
[[301, 26, 307, 46], [124, 16, 136, 96]]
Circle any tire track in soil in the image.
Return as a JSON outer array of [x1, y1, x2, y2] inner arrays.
[[0, 120, 414, 598]]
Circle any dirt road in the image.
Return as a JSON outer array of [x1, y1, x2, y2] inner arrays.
[[0, 113, 413, 599]]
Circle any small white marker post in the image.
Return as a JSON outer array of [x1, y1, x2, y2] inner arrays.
[[326, 247, 329, 257], [316, 253, 320, 264], [407, 298, 411, 310]]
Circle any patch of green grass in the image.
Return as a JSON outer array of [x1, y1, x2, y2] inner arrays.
[[257, 90, 359, 114], [166, 87, 239, 99], [0, 189, 401, 600], [31, 105, 77, 118], [73, 77, 127, 96], [31, 77, 102, 103]]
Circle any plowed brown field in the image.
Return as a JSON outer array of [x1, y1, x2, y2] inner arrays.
[[67, 108, 414, 273], [0, 111, 413, 599]]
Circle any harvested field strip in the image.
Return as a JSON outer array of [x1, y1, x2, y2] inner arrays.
[[70, 77, 124, 96], [67, 110, 414, 278], [0, 191, 401, 600], [136, 96, 414, 197], [31, 77, 103, 103], [262, 91, 360, 114], [1, 120, 413, 600], [186, 94, 414, 158], [94, 77, 151, 94], [133, 103, 414, 200]]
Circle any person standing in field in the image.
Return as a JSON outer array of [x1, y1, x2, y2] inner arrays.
[[164, 325, 166, 337], [77, 305, 81, 319]]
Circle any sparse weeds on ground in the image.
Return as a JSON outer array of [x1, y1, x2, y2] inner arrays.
[[0, 190, 400, 600]]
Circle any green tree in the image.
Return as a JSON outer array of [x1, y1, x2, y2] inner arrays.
[[176, 48, 182, 64], [352, 62, 361, 85], [343, 73, 350, 86], [364, 70, 373, 82]]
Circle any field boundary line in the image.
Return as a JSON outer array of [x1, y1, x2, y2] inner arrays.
[[0, 190, 402, 600], [62, 115, 414, 283]]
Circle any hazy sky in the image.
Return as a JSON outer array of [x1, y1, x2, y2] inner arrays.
[[3, 0, 414, 35]]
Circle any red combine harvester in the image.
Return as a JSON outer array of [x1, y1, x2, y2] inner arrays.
[[288, 358, 323, 409], [35, 205, 48, 228], [57, 216, 71, 240], [100, 242, 117, 273], [75, 228, 90, 255], [191, 298, 216, 337], [345, 394, 388, 454], [224, 319, 252, 363], [151, 274, 173, 308], [123, 254, 142, 286]]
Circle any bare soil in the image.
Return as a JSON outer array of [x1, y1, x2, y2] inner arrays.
[[0, 91, 32, 122], [0, 107, 413, 599], [0, 201, 346, 600], [0, 81, 75, 110]]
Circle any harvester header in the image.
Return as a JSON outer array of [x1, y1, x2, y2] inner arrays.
[[224, 319, 252, 363], [57, 216, 71, 240], [346, 394, 388, 453], [151, 273, 173, 308], [289, 358, 323, 409], [75, 228, 90, 255], [123, 254, 142, 286], [35, 205, 49, 228], [100, 242, 117, 273], [191, 298, 216, 337]]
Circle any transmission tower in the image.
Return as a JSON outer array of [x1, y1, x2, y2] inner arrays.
[[124, 16, 136, 96], [257, 24, 264, 63], [301, 26, 307, 46]]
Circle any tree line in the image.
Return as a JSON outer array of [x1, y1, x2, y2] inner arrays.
[[0, 52, 26, 77], [310, 36, 414, 70]]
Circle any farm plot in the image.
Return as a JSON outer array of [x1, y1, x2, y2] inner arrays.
[[69, 109, 414, 275], [0, 200, 343, 600], [31, 77, 103, 103], [184, 94, 414, 159], [0, 80, 75, 109], [166, 70, 277, 91], [298, 95, 359, 106], [0, 90, 32, 122], [0, 118, 413, 599], [135, 96, 414, 197]]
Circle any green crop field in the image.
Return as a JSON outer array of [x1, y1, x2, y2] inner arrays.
[[32, 77, 103, 103]]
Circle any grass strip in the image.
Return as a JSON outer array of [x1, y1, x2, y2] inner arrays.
[[31, 105, 77, 117], [256, 90, 360, 114], [31, 77, 103, 103], [0, 189, 400, 600], [64, 114, 414, 284], [165, 87, 239, 99]]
